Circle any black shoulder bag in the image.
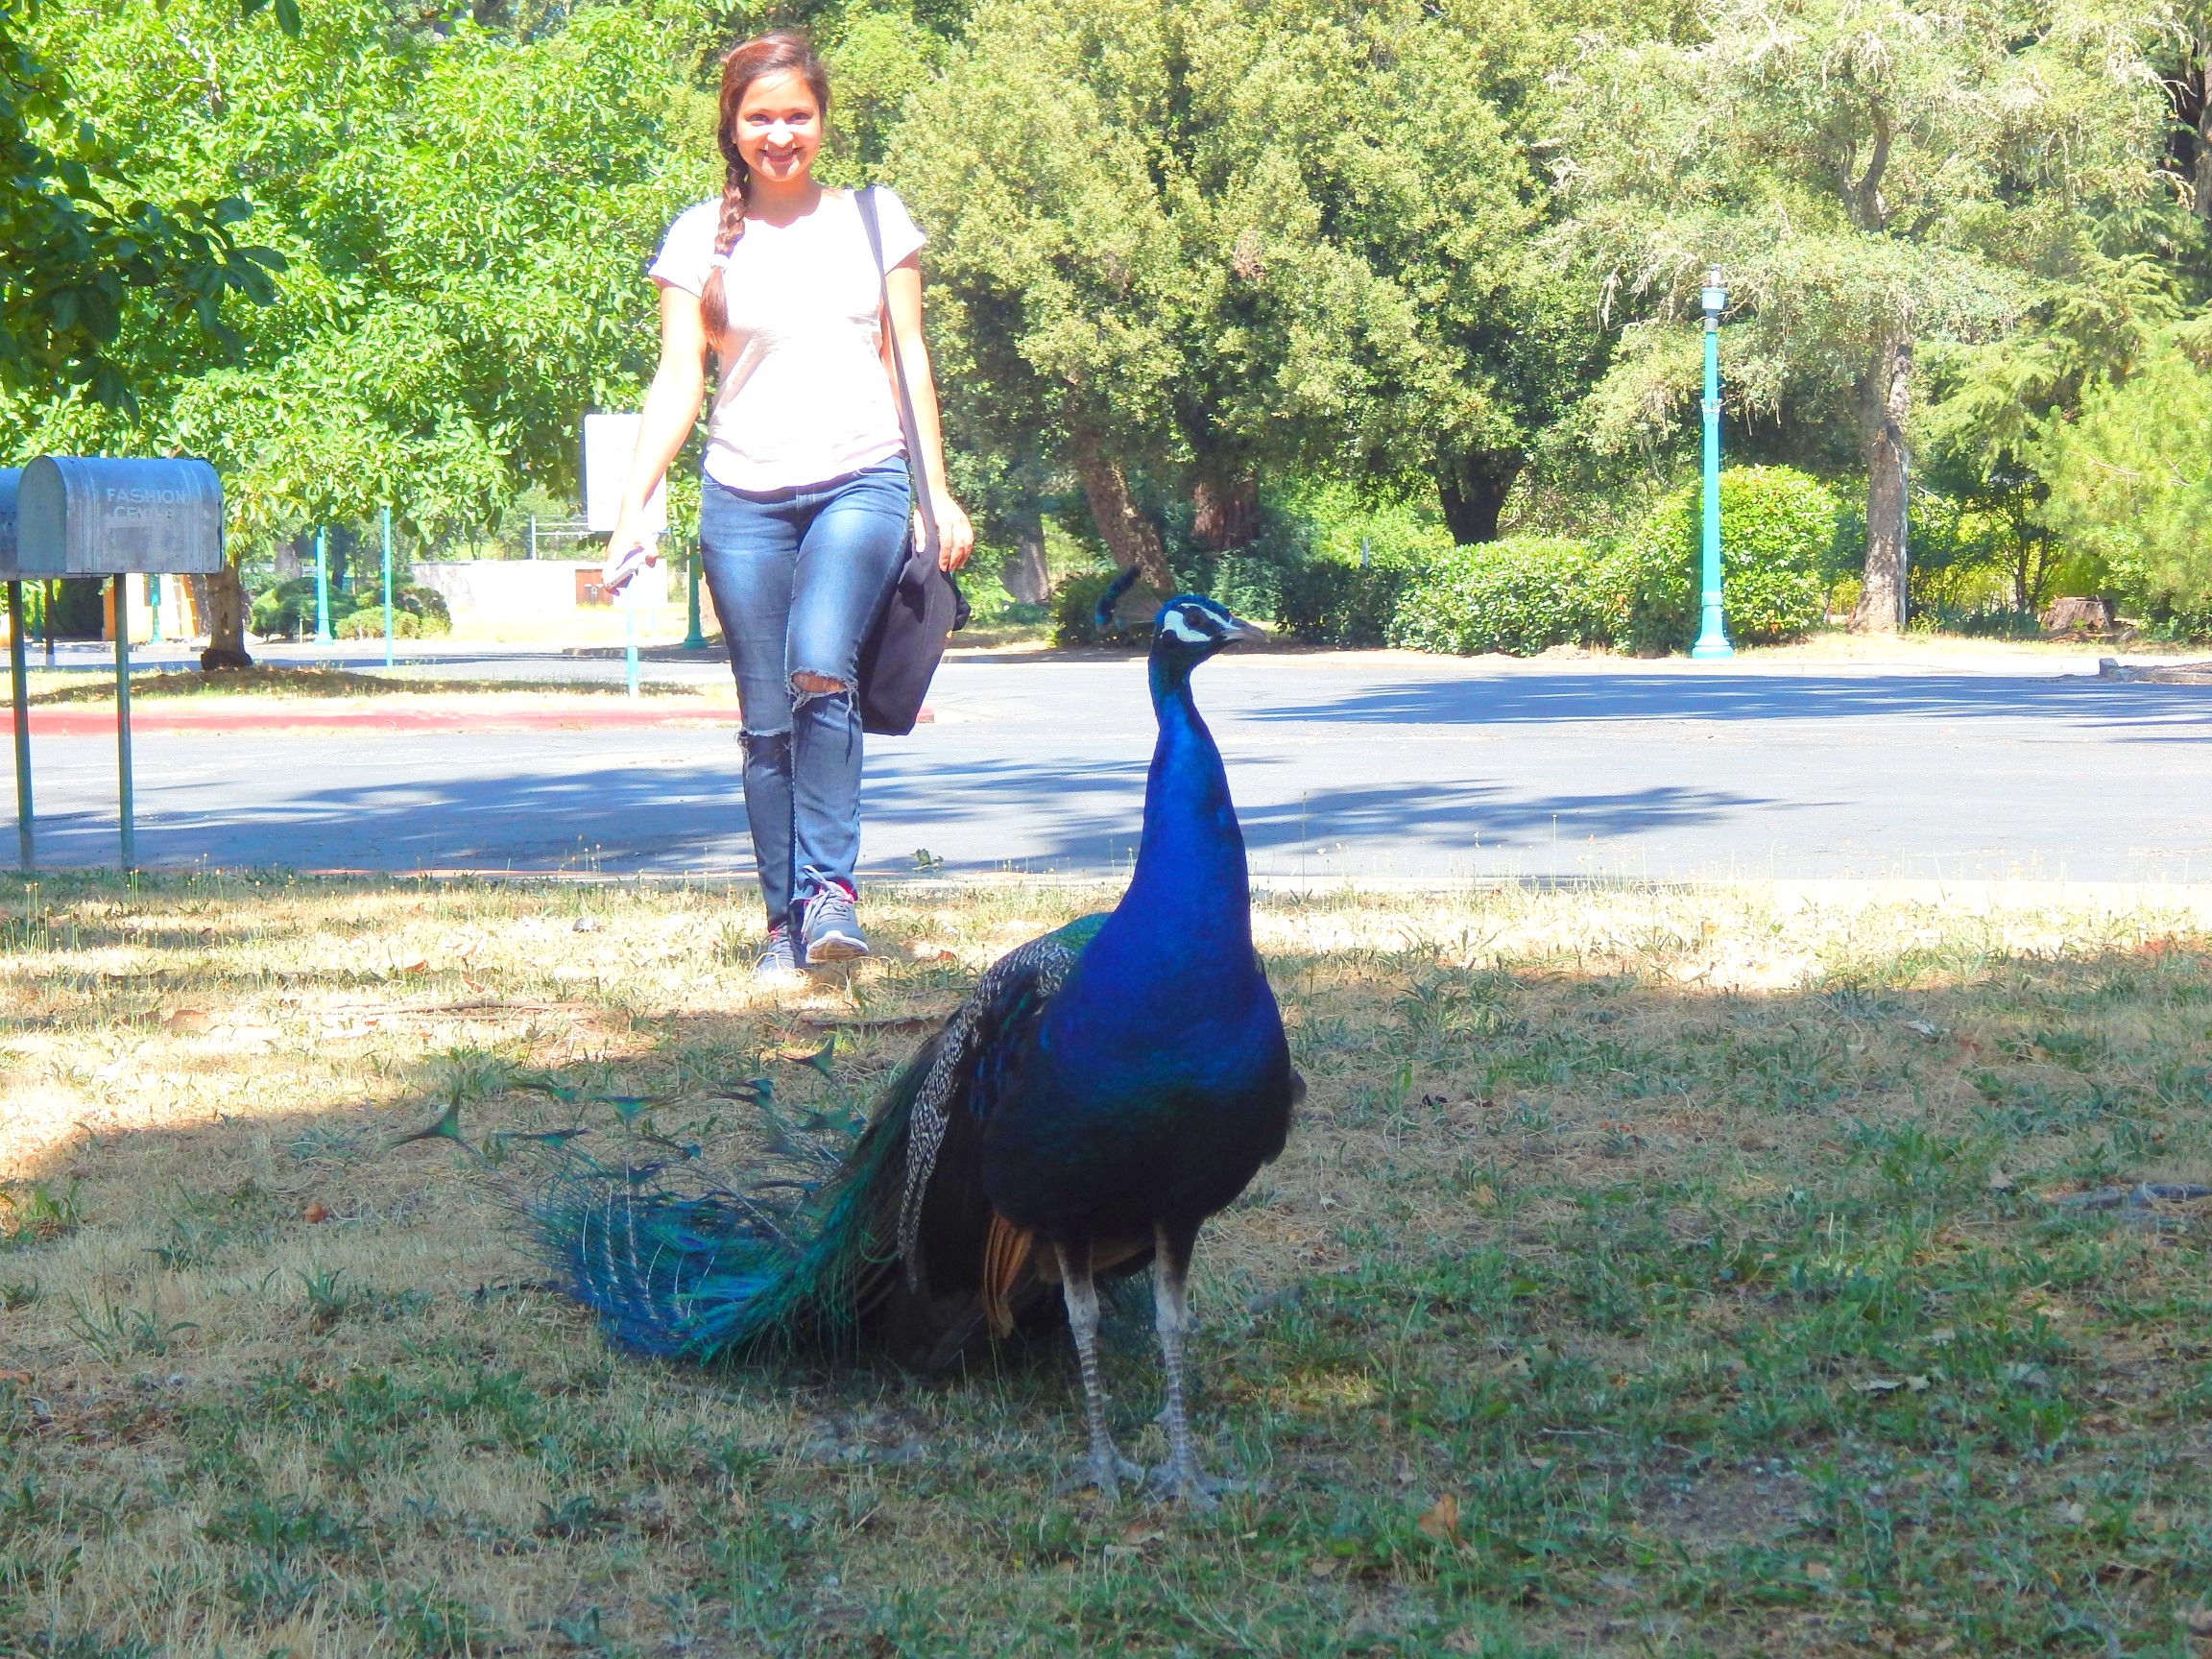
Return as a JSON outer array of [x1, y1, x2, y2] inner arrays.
[[854, 185, 966, 737]]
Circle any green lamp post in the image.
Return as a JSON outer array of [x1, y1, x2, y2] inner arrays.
[[314, 526, 333, 643], [684, 541, 707, 650], [381, 507, 396, 670], [1690, 266, 1734, 661]]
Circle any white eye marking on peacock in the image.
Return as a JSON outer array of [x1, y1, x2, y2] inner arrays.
[[1162, 610, 1214, 644]]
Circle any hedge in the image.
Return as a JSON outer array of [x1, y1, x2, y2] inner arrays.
[[1045, 465, 1841, 658], [1388, 536, 1623, 656]]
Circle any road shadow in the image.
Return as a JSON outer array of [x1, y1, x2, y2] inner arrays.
[[1237, 672, 2212, 733], [21, 752, 1776, 875]]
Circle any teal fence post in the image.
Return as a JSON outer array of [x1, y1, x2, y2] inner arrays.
[[113, 576, 133, 871], [314, 526, 332, 644], [148, 574, 162, 645], [684, 541, 707, 650], [8, 580, 30, 873], [1691, 267, 1734, 661], [381, 507, 396, 670]]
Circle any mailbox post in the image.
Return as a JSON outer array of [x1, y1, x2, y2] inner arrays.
[[8, 456, 224, 872]]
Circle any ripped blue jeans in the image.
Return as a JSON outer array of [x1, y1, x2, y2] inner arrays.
[[697, 459, 910, 926]]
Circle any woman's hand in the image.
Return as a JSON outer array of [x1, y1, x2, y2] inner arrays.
[[602, 508, 661, 594], [930, 488, 974, 573]]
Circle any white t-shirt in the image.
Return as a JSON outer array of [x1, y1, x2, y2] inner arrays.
[[649, 185, 926, 493]]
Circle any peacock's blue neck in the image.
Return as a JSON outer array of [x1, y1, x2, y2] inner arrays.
[[1115, 650, 1251, 952]]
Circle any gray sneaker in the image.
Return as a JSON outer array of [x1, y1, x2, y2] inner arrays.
[[754, 924, 804, 981], [800, 880, 869, 964]]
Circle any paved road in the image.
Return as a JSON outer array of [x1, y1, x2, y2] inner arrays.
[[12, 642, 2212, 882]]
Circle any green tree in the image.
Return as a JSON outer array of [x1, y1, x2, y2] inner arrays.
[[3, 0, 709, 654], [888, 0, 1533, 588], [2039, 317, 2212, 622], [1553, 0, 2173, 630], [0, 0, 286, 414]]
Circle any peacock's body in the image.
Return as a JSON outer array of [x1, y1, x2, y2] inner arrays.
[[535, 586, 1298, 1498]]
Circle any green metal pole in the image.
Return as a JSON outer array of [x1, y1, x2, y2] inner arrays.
[[315, 526, 332, 643], [9, 580, 31, 873], [625, 595, 640, 700], [114, 576, 133, 872], [1691, 267, 1734, 661], [382, 506, 396, 670], [684, 540, 707, 650]]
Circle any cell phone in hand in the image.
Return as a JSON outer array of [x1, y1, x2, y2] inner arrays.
[[603, 537, 658, 595]]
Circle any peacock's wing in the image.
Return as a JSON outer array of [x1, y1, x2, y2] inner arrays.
[[897, 913, 1107, 1293]]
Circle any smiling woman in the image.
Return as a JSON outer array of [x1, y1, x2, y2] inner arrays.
[[599, 31, 976, 980]]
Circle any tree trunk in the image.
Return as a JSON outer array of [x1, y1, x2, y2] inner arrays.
[[196, 565, 252, 669], [1190, 474, 1258, 551], [1851, 333, 1913, 634], [1066, 426, 1174, 595], [1002, 499, 1049, 605], [1438, 450, 1523, 544]]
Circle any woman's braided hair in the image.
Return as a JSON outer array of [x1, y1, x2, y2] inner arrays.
[[700, 31, 831, 346]]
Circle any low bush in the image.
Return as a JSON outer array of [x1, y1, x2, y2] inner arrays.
[[1388, 536, 1621, 656], [253, 580, 449, 640]]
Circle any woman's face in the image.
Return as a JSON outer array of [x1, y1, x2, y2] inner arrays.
[[733, 69, 822, 186]]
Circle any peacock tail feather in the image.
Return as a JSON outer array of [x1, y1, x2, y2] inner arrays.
[[526, 913, 1109, 1364]]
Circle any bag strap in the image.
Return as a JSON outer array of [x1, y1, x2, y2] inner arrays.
[[858, 185, 940, 569]]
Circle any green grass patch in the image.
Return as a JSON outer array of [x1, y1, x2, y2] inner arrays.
[[1, 873, 2210, 1654]]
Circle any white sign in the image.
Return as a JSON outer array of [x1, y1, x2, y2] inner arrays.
[[582, 413, 665, 536]]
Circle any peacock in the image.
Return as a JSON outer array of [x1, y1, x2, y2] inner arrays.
[[532, 572, 1299, 1501]]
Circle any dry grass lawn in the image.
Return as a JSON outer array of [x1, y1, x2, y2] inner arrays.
[[3, 874, 2212, 1657]]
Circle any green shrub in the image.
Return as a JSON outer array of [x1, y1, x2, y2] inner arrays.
[[1621, 467, 1839, 650], [1280, 561, 1416, 646], [1389, 536, 1621, 656], [252, 578, 360, 639], [256, 580, 448, 639], [334, 609, 425, 639], [397, 584, 450, 634]]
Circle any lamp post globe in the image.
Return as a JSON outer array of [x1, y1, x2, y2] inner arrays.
[[1690, 266, 1734, 661]]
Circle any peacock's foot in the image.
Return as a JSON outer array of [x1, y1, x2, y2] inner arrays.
[[1146, 1459, 1243, 1509], [1056, 1448, 1145, 1500]]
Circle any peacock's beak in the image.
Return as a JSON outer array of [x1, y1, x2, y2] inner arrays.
[[1221, 614, 1268, 647]]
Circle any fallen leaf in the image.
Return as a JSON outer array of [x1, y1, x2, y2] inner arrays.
[[1417, 1494, 1460, 1543], [1467, 1184, 1497, 1208], [162, 1007, 212, 1035], [2058, 1502, 2088, 1526], [1308, 1556, 1340, 1578], [401, 960, 429, 975], [2185, 1607, 2212, 1638], [1904, 1019, 1944, 1039], [302, 1202, 330, 1225], [571, 917, 600, 933], [1802, 1559, 1833, 1582], [1987, 1168, 2016, 1192], [1853, 1376, 1908, 1394], [0, 1370, 30, 1386]]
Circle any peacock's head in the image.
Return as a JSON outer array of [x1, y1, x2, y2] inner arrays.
[[1094, 567, 1262, 684], [1149, 593, 1265, 680]]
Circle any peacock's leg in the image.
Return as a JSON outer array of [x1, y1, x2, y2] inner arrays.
[[1053, 1239, 1142, 1497], [1148, 1221, 1229, 1505]]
